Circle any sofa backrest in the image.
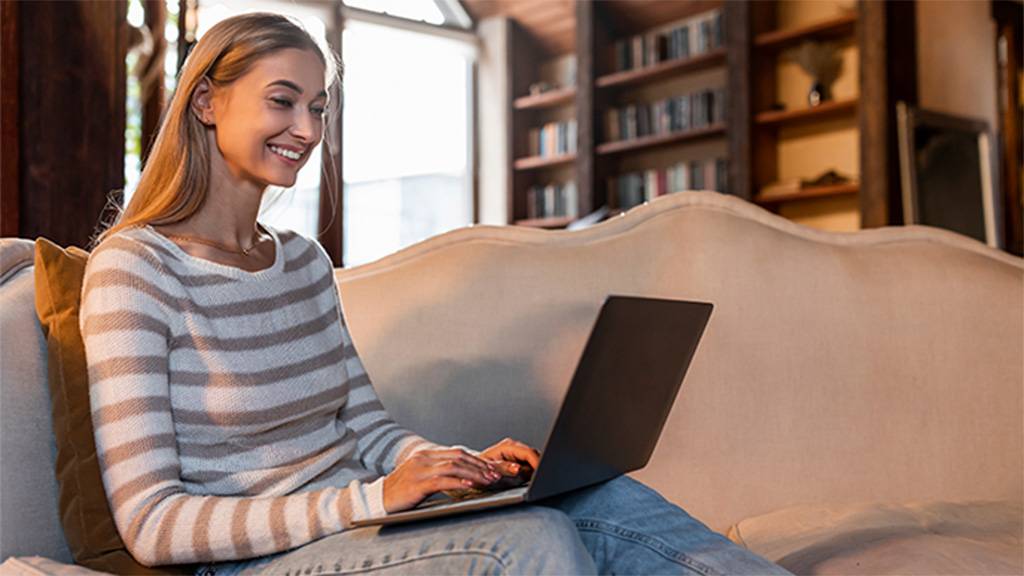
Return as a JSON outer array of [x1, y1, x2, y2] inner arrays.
[[1, 191, 1020, 556], [334, 191, 1024, 533], [0, 239, 73, 563]]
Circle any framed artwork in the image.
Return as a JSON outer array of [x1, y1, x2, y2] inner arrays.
[[897, 102, 1003, 249]]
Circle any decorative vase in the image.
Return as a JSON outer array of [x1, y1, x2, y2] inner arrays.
[[808, 80, 830, 107]]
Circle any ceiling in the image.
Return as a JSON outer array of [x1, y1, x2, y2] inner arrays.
[[460, 0, 722, 56], [461, 0, 576, 54]]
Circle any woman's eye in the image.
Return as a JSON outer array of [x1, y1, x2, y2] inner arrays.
[[271, 98, 293, 108], [312, 107, 326, 116]]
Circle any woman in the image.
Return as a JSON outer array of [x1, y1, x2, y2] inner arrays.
[[81, 12, 791, 576]]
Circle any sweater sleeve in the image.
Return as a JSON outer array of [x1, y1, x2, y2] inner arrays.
[[79, 238, 377, 567]]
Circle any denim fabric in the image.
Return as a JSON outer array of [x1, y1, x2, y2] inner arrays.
[[198, 476, 791, 575]]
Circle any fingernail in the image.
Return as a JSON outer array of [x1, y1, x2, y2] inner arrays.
[[510, 464, 520, 472]]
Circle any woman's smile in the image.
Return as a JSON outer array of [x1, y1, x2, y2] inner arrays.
[[267, 143, 304, 166]]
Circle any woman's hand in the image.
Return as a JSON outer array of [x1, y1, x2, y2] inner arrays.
[[479, 437, 541, 478], [382, 448, 502, 513]]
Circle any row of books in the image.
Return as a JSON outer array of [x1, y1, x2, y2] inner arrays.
[[526, 180, 579, 220], [610, 158, 728, 210], [527, 120, 578, 158], [612, 9, 724, 73], [604, 88, 726, 142]]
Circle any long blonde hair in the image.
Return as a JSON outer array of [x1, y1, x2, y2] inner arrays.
[[92, 12, 342, 248]]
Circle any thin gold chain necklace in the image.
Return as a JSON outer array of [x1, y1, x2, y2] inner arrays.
[[163, 227, 268, 256]]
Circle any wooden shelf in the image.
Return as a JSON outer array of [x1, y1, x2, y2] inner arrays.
[[514, 216, 574, 228], [514, 87, 577, 110], [596, 124, 726, 156], [513, 153, 577, 171], [754, 13, 857, 51], [754, 183, 859, 205], [600, 0, 722, 34], [596, 49, 727, 90], [756, 98, 858, 127]]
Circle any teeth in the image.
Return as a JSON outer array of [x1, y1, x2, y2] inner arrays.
[[269, 145, 301, 160]]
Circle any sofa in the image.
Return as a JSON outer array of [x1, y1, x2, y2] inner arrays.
[[1, 190, 1021, 575]]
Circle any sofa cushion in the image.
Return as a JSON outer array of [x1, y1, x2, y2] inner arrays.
[[725, 500, 1024, 575], [32, 238, 193, 575]]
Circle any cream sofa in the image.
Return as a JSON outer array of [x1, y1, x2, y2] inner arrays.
[[2, 191, 1021, 574]]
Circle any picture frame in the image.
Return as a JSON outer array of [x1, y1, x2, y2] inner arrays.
[[896, 102, 1003, 249]]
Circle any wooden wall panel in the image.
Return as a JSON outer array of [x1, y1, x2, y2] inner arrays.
[[18, 0, 127, 248], [1, 0, 18, 237]]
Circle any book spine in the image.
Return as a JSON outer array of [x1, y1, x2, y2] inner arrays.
[[566, 180, 578, 218], [544, 185, 555, 217]]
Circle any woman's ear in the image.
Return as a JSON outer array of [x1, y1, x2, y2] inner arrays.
[[191, 76, 215, 126]]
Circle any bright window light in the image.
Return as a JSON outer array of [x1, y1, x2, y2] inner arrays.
[[342, 18, 474, 267]]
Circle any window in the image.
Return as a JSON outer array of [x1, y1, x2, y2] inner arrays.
[[124, 0, 182, 207], [341, 17, 475, 266]]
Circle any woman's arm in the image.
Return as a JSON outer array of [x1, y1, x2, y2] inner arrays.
[[80, 239, 377, 567]]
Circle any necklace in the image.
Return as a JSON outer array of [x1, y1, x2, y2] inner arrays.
[[163, 226, 268, 256]]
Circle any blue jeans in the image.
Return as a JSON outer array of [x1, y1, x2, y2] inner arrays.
[[200, 476, 792, 575]]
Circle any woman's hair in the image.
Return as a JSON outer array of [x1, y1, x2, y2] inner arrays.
[[91, 11, 342, 248]]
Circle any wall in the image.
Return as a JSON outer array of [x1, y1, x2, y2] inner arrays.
[[917, 0, 998, 133], [476, 16, 510, 225]]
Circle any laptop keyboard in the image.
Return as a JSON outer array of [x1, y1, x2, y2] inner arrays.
[[416, 485, 530, 510], [417, 476, 531, 509]]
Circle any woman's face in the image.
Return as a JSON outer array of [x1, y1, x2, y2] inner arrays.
[[202, 48, 328, 189]]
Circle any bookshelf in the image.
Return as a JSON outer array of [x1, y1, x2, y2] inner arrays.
[[508, 19, 580, 226], [507, 0, 731, 227], [504, 0, 915, 231], [728, 0, 916, 229]]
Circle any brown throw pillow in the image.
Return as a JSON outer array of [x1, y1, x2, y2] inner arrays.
[[33, 238, 194, 575]]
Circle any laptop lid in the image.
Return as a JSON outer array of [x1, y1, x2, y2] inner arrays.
[[526, 295, 713, 501]]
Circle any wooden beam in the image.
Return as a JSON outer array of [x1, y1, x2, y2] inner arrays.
[[859, 0, 917, 229], [141, 0, 167, 166], [725, 0, 751, 202], [1, 0, 18, 237], [18, 0, 127, 248], [318, 5, 345, 267]]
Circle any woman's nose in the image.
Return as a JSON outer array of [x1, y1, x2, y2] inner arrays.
[[290, 107, 319, 141]]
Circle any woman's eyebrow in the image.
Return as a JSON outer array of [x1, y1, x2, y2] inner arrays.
[[266, 79, 327, 99]]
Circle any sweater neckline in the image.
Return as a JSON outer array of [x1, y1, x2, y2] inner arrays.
[[141, 222, 284, 280]]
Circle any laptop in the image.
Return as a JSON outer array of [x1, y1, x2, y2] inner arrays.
[[351, 295, 713, 528]]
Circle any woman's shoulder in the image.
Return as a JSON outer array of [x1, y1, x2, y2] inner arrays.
[[86, 225, 170, 277], [271, 224, 335, 273]]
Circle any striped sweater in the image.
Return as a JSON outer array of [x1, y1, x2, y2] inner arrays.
[[79, 223, 460, 567]]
